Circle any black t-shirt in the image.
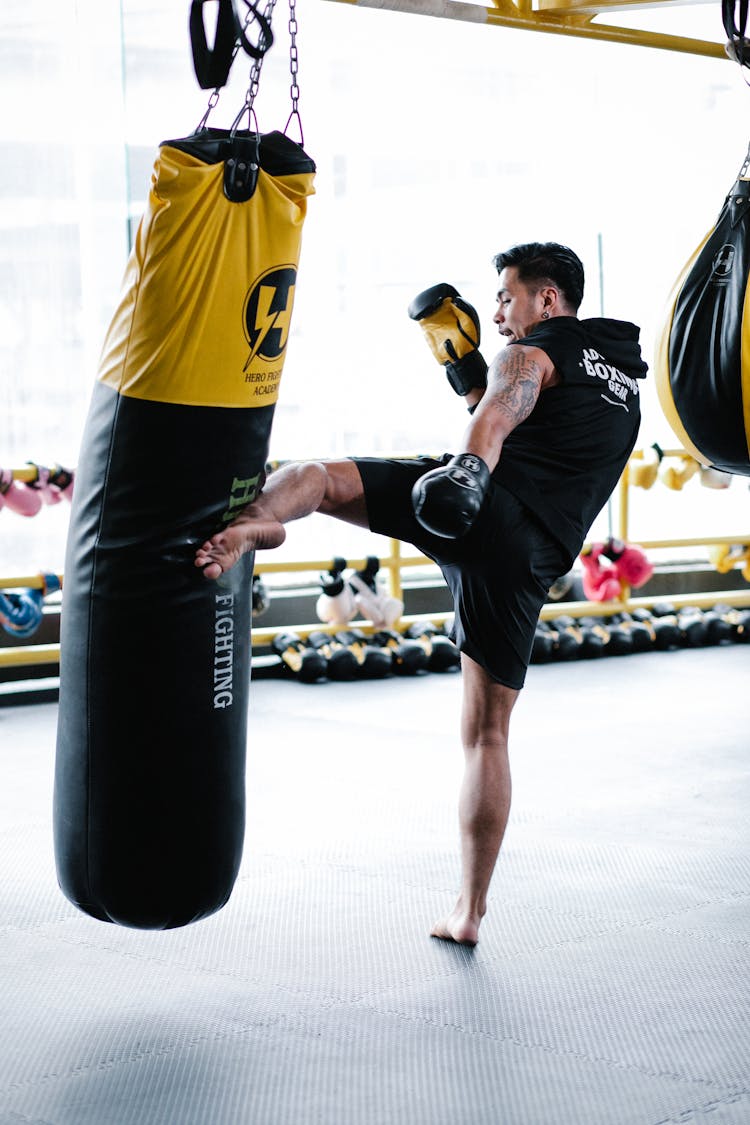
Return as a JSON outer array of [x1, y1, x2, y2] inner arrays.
[[492, 316, 648, 561]]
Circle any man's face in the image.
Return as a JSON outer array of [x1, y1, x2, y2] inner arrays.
[[493, 266, 546, 343]]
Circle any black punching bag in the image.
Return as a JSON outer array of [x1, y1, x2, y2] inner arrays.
[[655, 158, 750, 476], [53, 127, 315, 928]]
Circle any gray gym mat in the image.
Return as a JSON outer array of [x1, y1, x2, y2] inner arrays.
[[0, 645, 748, 1124]]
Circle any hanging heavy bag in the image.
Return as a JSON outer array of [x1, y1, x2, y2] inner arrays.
[[53, 0, 315, 929], [655, 141, 750, 477]]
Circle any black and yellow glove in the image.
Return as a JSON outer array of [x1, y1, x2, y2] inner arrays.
[[408, 282, 488, 397]]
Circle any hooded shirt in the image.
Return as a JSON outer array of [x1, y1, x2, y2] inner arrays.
[[491, 316, 648, 562]]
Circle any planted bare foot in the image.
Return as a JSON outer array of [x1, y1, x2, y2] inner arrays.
[[430, 903, 484, 947], [195, 511, 286, 580]]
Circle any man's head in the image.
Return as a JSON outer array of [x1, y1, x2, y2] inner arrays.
[[492, 242, 585, 343]]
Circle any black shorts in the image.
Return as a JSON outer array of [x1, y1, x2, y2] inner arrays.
[[353, 456, 572, 690]]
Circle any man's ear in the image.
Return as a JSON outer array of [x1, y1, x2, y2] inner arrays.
[[540, 285, 559, 310]]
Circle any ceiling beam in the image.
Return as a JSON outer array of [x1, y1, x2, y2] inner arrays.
[[322, 0, 729, 59]]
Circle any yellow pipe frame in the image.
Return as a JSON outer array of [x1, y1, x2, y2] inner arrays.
[[4, 579, 750, 670], [6, 467, 40, 484], [321, 0, 729, 59], [0, 645, 60, 669]]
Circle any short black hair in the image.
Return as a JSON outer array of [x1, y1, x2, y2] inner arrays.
[[492, 242, 585, 311]]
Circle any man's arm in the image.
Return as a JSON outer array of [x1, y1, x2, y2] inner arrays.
[[461, 344, 558, 472], [410, 343, 558, 539]]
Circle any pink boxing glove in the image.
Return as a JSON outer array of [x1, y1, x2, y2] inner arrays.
[[579, 543, 622, 602], [0, 468, 43, 516], [602, 537, 654, 589]]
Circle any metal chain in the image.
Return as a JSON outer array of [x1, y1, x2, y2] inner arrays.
[[739, 142, 750, 180], [231, 0, 278, 134], [285, 0, 303, 144]]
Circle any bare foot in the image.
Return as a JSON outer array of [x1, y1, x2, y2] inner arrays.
[[195, 511, 286, 580], [430, 908, 482, 947]]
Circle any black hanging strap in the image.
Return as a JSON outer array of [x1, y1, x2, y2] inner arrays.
[[190, 0, 273, 91], [190, 0, 237, 89], [723, 0, 750, 69]]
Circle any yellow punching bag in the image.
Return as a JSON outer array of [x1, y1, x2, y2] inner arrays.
[[54, 1, 316, 929], [98, 129, 313, 410], [655, 150, 750, 477]]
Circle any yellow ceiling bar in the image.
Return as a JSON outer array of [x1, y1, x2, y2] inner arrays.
[[322, 0, 728, 59], [536, 0, 714, 11]]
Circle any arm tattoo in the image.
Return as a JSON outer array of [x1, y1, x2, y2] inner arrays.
[[487, 348, 544, 430]]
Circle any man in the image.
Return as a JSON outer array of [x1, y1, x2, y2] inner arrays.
[[195, 242, 648, 946]]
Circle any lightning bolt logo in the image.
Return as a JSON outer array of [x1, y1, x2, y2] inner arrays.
[[243, 266, 297, 367], [712, 243, 735, 278]]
